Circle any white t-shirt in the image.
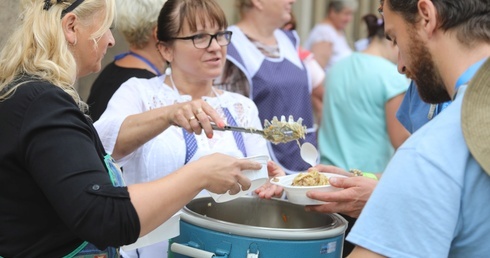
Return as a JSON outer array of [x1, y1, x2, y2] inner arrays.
[[304, 23, 353, 74]]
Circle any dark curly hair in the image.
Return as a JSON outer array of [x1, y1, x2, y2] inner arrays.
[[380, 0, 490, 46]]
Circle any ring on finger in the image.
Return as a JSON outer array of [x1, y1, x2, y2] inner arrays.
[[188, 116, 196, 122]]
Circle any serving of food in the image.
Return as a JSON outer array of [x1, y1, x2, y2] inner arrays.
[[271, 171, 346, 205], [291, 169, 329, 186], [263, 115, 306, 144]]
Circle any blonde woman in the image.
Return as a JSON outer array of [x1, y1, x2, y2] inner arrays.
[[0, 0, 259, 257]]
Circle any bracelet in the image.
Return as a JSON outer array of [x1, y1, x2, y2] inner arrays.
[[362, 172, 378, 180], [349, 169, 378, 181]]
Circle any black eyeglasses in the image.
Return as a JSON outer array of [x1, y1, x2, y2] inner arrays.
[[169, 31, 233, 49]]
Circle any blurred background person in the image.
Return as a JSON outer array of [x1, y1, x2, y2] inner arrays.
[[86, 0, 167, 121], [94, 0, 270, 256], [317, 16, 409, 256], [218, 0, 320, 174], [319, 16, 408, 173], [304, 0, 358, 74], [354, 13, 379, 51]]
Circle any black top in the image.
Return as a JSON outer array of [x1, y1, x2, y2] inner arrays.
[[0, 78, 140, 258], [87, 62, 155, 121]]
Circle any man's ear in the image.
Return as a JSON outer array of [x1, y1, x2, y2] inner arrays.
[[62, 13, 78, 45], [250, 0, 263, 11], [417, 0, 438, 38]]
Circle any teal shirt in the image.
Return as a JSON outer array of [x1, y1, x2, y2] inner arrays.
[[319, 53, 408, 172]]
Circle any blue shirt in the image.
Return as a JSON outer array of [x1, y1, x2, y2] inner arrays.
[[349, 59, 490, 257], [396, 58, 487, 133], [348, 85, 490, 257], [395, 80, 431, 134]]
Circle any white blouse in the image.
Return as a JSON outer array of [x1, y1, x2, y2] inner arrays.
[[304, 23, 353, 74], [95, 75, 269, 186]]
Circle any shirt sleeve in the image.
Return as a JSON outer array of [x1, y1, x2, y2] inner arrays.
[[396, 81, 416, 133], [95, 77, 150, 164], [20, 87, 140, 249], [310, 25, 338, 44]]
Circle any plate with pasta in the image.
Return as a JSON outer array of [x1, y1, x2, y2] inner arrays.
[[270, 169, 347, 205]]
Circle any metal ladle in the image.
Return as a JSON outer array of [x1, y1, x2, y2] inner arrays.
[[211, 115, 306, 144]]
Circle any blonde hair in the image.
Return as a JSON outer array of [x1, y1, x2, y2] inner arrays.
[[116, 0, 167, 49], [0, 0, 115, 113]]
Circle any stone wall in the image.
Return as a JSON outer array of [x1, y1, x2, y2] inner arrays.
[[0, 1, 21, 48]]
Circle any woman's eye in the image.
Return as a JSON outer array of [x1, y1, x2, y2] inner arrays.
[[193, 34, 206, 40]]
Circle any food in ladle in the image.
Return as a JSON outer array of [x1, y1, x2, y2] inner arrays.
[[292, 169, 329, 186], [263, 115, 306, 144]]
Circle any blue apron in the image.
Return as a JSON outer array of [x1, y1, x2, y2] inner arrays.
[[183, 107, 247, 164], [227, 26, 316, 174]]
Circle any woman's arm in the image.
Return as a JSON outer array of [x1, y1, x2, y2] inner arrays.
[[113, 100, 223, 160], [310, 41, 333, 70]]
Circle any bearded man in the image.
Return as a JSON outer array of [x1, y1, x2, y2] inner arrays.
[[343, 0, 490, 257]]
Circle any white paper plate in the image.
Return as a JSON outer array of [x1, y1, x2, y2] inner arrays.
[[270, 172, 346, 205]]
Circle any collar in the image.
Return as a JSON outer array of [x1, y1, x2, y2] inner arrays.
[[455, 57, 488, 90]]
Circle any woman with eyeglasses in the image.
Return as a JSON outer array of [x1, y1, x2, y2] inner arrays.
[[0, 0, 262, 257], [94, 0, 270, 257]]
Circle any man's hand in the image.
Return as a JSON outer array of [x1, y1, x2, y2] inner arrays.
[[305, 175, 377, 218]]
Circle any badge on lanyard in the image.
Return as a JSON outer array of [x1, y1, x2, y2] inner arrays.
[[103, 154, 126, 187]]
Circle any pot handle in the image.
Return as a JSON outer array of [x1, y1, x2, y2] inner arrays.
[[170, 242, 228, 258]]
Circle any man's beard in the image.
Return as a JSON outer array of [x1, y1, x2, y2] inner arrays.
[[407, 31, 451, 104]]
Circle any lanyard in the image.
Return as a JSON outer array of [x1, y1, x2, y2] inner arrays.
[[435, 58, 488, 115], [114, 51, 162, 76]]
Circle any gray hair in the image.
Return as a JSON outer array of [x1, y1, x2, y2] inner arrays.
[[328, 0, 359, 14], [116, 0, 167, 49]]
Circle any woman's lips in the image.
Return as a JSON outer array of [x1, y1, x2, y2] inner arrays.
[[205, 57, 221, 66]]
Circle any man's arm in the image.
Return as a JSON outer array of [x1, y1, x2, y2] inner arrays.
[[347, 246, 386, 258]]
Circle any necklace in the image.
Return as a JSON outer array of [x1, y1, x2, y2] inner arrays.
[[169, 74, 217, 98]]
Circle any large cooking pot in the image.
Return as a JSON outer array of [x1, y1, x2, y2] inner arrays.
[[169, 196, 347, 258]]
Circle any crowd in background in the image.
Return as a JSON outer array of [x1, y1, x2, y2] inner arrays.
[[2, 0, 489, 257]]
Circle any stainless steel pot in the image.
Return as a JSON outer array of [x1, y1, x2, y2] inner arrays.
[[170, 197, 347, 258]]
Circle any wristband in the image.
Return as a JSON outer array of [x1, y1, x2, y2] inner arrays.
[[362, 172, 378, 181]]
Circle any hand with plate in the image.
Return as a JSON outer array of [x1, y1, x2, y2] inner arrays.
[[304, 164, 378, 218], [270, 143, 346, 205]]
